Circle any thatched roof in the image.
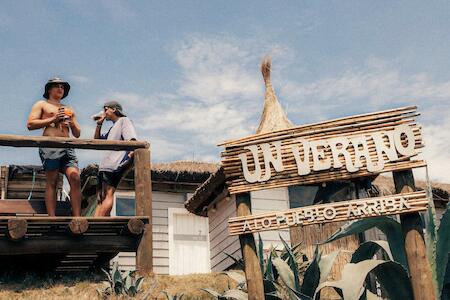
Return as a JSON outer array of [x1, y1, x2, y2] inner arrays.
[[184, 167, 226, 216], [256, 57, 293, 134], [152, 161, 219, 179], [186, 57, 295, 215]]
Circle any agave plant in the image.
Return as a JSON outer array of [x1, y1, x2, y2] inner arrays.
[[223, 234, 310, 299], [317, 200, 450, 300], [202, 271, 248, 300], [97, 261, 144, 298]]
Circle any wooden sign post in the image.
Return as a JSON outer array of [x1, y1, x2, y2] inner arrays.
[[235, 193, 265, 300], [393, 170, 436, 300], [220, 106, 435, 300]]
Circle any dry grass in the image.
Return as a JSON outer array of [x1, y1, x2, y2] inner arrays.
[[0, 272, 235, 300]]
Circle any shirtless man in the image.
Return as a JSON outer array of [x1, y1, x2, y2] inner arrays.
[[27, 77, 82, 216]]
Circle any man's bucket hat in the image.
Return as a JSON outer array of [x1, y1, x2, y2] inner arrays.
[[104, 101, 126, 117], [43, 77, 70, 100]]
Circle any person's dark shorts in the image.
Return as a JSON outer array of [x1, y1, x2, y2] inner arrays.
[[39, 148, 78, 172], [98, 170, 125, 189]]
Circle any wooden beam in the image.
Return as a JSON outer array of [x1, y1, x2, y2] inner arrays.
[[0, 235, 138, 255], [134, 148, 153, 273], [7, 219, 27, 241], [0, 134, 149, 151], [0, 199, 71, 215], [393, 169, 436, 300], [236, 192, 265, 300]]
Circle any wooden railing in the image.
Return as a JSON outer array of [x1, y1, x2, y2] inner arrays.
[[0, 134, 153, 272]]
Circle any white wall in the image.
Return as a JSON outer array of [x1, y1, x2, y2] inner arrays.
[[112, 191, 186, 274], [208, 187, 291, 272]]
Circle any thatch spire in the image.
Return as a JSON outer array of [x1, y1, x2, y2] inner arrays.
[[256, 57, 294, 134]]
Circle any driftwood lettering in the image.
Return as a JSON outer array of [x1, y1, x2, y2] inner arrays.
[[228, 191, 428, 236], [241, 124, 415, 183]]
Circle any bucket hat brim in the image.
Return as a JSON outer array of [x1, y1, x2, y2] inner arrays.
[[43, 78, 70, 100]]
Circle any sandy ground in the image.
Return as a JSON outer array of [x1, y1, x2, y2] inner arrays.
[[0, 272, 235, 300]]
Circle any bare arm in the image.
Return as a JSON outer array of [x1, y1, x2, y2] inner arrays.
[[93, 114, 106, 139], [69, 112, 81, 138], [26, 101, 59, 130]]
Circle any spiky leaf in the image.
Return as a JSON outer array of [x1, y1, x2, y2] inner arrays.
[[224, 271, 246, 290], [315, 260, 413, 300], [224, 252, 244, 270], [272, 257, 295, 290], [279, 234, 300, 291], [222, 289, 248, 300], [436, 202, 450, 298], [258, 233, 264, 275], [321, 217, 408, 270], [300, 246, 321, 297], [371, 261, 412, 300], [319, 250, 340, 284], [351, 241, 393, 263], [265, 250, 275, 281]]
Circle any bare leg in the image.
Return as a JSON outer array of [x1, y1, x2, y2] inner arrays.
[[64, 166, 81, 216], [95, 185, 115, 217], [44, 170, 59, 217], [94, 181, 106, 217]]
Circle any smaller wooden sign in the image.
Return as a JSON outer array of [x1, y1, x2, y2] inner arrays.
[[228, 191, 428, 236]]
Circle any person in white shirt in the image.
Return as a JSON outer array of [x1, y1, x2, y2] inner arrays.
[[93, 101, 137, 216]]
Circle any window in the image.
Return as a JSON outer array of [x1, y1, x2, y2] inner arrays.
[[113, 192, 135, 216]]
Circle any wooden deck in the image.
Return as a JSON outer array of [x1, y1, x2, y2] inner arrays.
[[0, 216, 150, 272]]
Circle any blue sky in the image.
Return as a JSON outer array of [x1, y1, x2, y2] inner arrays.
[[0, 1, 449, 182]]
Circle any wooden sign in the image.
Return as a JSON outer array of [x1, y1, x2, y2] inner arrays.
[[228, 190, 428, 235], [220, 106, 426, 194]]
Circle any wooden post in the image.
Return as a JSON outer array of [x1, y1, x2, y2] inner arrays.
[[393, 169, 436, 300], [134, 147, 153, 273], [236, 192, 265, 300], [1, 165, 8, 200]]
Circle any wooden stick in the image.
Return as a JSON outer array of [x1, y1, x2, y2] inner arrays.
[[393, 170, 436, 300], [0, 134, 149, 151]]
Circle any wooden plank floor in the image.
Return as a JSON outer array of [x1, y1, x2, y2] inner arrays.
[[0, 216, 150, 272]]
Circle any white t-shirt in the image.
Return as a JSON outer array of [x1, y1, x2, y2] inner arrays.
[[99, 117, 138, 172]]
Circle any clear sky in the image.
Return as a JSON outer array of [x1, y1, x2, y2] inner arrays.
[[0, 1, 449, 182]]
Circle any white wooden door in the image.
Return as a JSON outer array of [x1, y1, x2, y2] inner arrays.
[[168, 208, 210, 275]]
